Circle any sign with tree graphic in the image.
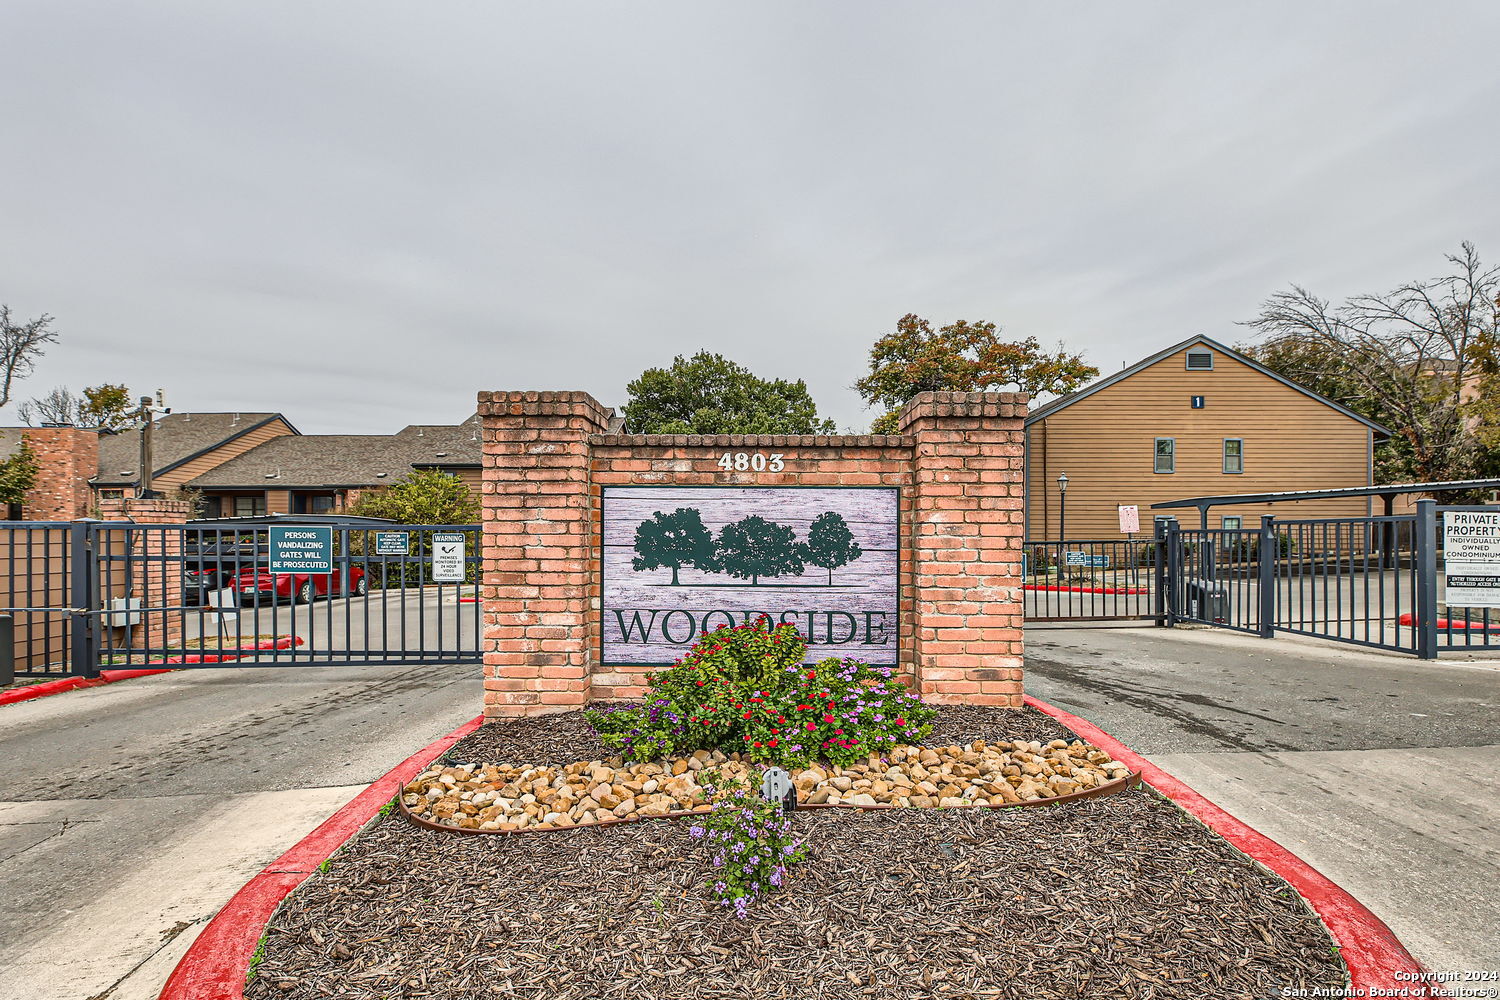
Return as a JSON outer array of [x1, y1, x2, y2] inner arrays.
[[602, 486, 898, 666]]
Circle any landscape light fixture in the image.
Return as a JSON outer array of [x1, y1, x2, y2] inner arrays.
[[1057, 472, 1069, 542]]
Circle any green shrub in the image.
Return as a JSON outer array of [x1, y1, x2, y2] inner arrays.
[[586, 617, 934, 768]]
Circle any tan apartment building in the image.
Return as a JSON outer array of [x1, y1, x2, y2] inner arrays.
[[1025, 336, 1391, 539]]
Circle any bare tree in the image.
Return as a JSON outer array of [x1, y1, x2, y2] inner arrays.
[[1243, 242, 1500, 495], [18, 386, 83, 426], [0, 306, 60, 409]]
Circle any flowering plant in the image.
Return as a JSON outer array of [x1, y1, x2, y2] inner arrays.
[[586, 617, 935, 767], [691, 770, 805, 917]]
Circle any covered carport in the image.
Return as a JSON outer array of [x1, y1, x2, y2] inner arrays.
[[1150, 478, 1500, 529]]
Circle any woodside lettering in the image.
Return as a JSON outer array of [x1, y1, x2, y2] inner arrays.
[[612, 608, 892, 646]]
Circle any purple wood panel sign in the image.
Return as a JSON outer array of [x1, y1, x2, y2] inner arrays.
[[601, 486, 899, 666]]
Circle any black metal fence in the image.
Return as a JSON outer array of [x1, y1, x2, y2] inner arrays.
[[1030, 501, 1500, 658], [1022, 539, 1160, 622], [2, 520, 483, 678]]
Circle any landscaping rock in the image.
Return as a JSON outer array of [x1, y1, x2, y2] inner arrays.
[[403, 739, 1134, 833]]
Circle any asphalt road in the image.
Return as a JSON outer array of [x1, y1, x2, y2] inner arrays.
[[0, 660, 482, 1000], [1025, 624, 1500, 973]]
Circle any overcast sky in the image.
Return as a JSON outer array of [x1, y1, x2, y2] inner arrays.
[[2, 2, 1497, 434]]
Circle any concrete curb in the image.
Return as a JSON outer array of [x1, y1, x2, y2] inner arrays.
[[156, 713, 484, 1000], [1024, 694, 1427, 992], [0, 636, 305, 707]]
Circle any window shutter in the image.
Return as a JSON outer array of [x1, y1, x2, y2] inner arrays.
[[1185, 350, 1214, 371]]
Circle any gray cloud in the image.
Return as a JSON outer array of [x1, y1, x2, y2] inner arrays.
[[2, 1, 1497, 433]]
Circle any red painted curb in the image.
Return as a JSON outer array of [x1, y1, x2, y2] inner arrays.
[[158, 713, 484, 1000], [1024, 694, 1426, 990], [0, 636, 306, 707], [1397, 612, 1500, 632], [1023, 584, 1150, 595]]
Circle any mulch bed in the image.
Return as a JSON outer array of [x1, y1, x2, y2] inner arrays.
[[245, 706, 1346, 999]]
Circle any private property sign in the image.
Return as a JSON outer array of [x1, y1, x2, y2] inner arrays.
[[1443, 509, 1500, 608], [601, 486, 899, 666], [269, 525, 332, 573]]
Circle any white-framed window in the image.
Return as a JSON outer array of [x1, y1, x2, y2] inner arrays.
[[1154, 437, 1175, 474], [1221, 515, 1242, 531], [1185, 350, 1214, 371], [1223, 438, 1244, 474]]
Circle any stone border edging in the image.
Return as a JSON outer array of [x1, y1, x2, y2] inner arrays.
[[0, 636, 305, 708], [1022, 693, 1428, 992], [155, 714, 484, 1000], [398, 769, 1143, 836]]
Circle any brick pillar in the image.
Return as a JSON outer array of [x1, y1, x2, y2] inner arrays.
[[19, 427, 99, 521], [900, 391, 1027, 706], [96, 497, 191, 661], [478, 391, 610, 719]]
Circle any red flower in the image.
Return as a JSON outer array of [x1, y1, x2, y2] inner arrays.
[[806, 671, 816, 679], [768, 739, 778, 747], [695, 680, 704, 686], [742, 712, 752, 719], [834, 729, 844, 735], [895, 718, 906, 726], [771, 728, 779, 734], [805, 722, 815, 731], [823, 714, 835, 723], [754, 741, 763, 748]]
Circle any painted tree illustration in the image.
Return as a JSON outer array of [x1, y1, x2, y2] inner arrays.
[[801, 511, 863, 585], [631, 508, 718, 585], [714, 515, 804, 586]]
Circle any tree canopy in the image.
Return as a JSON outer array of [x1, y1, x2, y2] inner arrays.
[[1240, 241, 1500, 495], [19, 383, 134, 430], [348, 468, 479, 524], [0, 436, 40, 507], [0, 305, 58, 410], [856, 314, 1099, 432], [800, 511, 863, 585], [714, 515, 804, 586], [622, 352, 837, 435], [631, 507, 718, 585]]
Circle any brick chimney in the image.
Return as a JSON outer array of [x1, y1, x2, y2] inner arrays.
[[19, 426, 100, 521]]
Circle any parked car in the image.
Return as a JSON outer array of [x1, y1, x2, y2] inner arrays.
[[232, 565, 367, 606]]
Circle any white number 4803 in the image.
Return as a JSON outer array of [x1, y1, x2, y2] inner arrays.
[[717, 452, 784, 472]]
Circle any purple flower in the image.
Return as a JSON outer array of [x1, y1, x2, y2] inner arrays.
[[689, 825, 705, 839]]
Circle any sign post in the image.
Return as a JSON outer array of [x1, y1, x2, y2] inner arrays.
[[1118, 505, 1140, 585]]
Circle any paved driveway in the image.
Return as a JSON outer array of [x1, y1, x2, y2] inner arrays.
[[1025, 624, 1500, 973], [0, 660, 481, 1000]]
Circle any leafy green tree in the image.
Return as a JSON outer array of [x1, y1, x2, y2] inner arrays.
[[1241, 241, 1500, 496], [631, 507, 718, 585], [623, 352, 837, 434], [857, 314, 1099, 432], [348, 468, 479, 524], [800, 511, 863, 585], [80, 384, 134, 430], [714, 515, 804, 586], [0, 435, 40, 507]]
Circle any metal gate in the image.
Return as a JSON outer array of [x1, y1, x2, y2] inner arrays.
[[1022, 538, 1163, 622], [2, 517, 482, 678]]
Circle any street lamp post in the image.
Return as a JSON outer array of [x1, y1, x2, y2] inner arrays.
[[1057, 472, 1069, 542]]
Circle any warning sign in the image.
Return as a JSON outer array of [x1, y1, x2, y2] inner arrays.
[[269, 526, 332, 574], [1443, 510, 1500, 607], [431, 532, 466, 583]]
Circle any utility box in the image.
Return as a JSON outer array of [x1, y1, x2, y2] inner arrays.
[[0, 614, 12, 686], [1183, 578, 1229, 624]]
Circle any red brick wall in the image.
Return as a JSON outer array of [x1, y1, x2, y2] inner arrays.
[[95, 497, 191, 660], [479, 390, 1027, 719], [19, 427, 99, 521]]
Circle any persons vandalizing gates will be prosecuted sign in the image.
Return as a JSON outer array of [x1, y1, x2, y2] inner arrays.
[[269, 526, 333, 573], [1443, 509, 1500, 608]]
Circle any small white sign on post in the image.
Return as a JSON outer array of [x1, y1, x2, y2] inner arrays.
[[207, 586, 239, 620], [431, 532, 466, 583], [1118, 505, 1140, 534], [1444, 510, 1500, 608]]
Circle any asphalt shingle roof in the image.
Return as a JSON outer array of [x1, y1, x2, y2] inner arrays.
[[93, 412, 289, 484], [185, 418, 482, 488]]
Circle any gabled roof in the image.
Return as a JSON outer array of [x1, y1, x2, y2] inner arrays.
[[94, 412, 296, 485], [185, 416, 482, 489], [1025, 335, 1393, 437]]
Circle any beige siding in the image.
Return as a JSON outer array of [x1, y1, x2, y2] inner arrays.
[[1026, 345, 1374, 538], [266, 490, 291, 515], [154, 418, 297, 490]]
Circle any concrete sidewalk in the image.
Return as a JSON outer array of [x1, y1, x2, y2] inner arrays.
[[1026, 625, 1500, 973], [0, 661, 481, 1000]]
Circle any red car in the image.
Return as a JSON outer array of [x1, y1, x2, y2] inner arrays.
[[233, 565, 367, 606]]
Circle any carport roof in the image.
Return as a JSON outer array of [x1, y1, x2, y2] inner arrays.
[[187, 513, 398, 526], [1151, 478, 1500, 510]]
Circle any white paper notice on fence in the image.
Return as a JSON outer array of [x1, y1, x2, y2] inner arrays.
[[1443, 510, 1500, 608], [207, 586, 238, 620], [1118, 505, 1139, 534]]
